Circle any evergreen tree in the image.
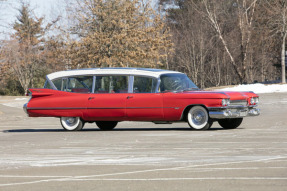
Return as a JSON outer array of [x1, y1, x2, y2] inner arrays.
[[13, 4, 44, 44], [2, 3, 45, 95], [68, 0, 173, 68]]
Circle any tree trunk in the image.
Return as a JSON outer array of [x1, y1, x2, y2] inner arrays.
[[203, 0, 244, 83], [282, 32, 286, 83]]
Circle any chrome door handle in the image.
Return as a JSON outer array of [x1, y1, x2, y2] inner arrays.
[[88, 97, 95, 100], [127, 96, 133, 99]]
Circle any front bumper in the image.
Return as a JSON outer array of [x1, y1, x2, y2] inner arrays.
[[208, 107, 260, 119]]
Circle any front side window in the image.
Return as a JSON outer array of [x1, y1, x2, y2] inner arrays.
[[160, 73, 199, 92], [133, 76, 157, 93], [95, 76, 128, 93]]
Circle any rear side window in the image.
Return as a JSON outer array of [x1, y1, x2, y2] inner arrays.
[[52, 79, 63, 90], [52, 76, 93, 93], [133, 76, 157, 93], [44, 81, 53, 89], [95, 76, 128, 93]]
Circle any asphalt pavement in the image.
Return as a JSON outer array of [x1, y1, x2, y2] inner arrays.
[[0, 93, 286, 191]]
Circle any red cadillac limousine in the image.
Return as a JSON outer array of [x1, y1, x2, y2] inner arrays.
[[23, 68, 260, 131]]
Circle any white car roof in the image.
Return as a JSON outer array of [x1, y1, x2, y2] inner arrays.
[[47, 68, 182, 80]]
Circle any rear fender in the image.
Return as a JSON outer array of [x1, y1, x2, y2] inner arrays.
[[26, 88, 87, 118]]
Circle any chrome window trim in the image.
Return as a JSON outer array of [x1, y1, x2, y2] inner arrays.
[[128, 76, 134, 93], [155, 79, 161, 93], [92, 76, 96, 93], [45, 76, 57, 90]]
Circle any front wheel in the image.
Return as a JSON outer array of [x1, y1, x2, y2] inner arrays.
[[218, 118, 243, 129], [187, 106, 212, 130], [60, 117, 84, 131], [96, 121, 118, 130]]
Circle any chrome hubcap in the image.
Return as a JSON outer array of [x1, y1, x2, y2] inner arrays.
[[65, 117, 77, 126], [192, 110, 206, 125]]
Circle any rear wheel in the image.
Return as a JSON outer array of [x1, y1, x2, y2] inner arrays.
[[60, 117, 84, 131], [96, 121, 118, 130], [218, 118, 243, 129], [187, 106, 212, 130]]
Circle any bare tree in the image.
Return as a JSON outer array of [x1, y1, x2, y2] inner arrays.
[[160, 0, 284, 86], [198, 0, 257, 83], [162, 1, 220, 88], [265, 0, 287, 83]]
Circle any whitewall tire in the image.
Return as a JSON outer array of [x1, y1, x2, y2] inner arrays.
[[60, 117, 84, 131], [187, 106, 212, 130]]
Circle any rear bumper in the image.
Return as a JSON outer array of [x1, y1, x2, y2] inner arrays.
[[23, 103, 28, 114], [208, 107, 260, 119]]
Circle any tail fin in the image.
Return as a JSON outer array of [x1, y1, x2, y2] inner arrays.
[[28, 89, 55, 98]]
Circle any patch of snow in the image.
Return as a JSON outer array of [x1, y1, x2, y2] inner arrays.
[[15, 98, 28, 101], [2, 103, 24, 109], [1, 98, 28, 108], [218, 83, 287, 94]]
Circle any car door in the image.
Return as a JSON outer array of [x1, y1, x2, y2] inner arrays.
[[84, 75, 129, 121], [85, 94, 128, 121], [126, 76, 164, 120]]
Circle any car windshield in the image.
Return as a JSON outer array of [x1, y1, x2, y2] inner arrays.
[[160, 73, 199, 92]]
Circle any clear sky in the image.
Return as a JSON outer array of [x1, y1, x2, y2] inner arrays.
[[0, 0, 65, 40], [0, 0, 158, 40]]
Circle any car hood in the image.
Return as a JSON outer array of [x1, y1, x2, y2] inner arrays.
[[178, 90, 257, 100]]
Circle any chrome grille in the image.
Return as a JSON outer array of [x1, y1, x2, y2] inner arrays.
[[230, 99, 248, 107]]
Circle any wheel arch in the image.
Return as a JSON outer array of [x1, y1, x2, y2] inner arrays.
[[180, 104, 210, 121]]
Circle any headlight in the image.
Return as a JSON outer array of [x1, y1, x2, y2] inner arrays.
[[222, 99, 230, 106]]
